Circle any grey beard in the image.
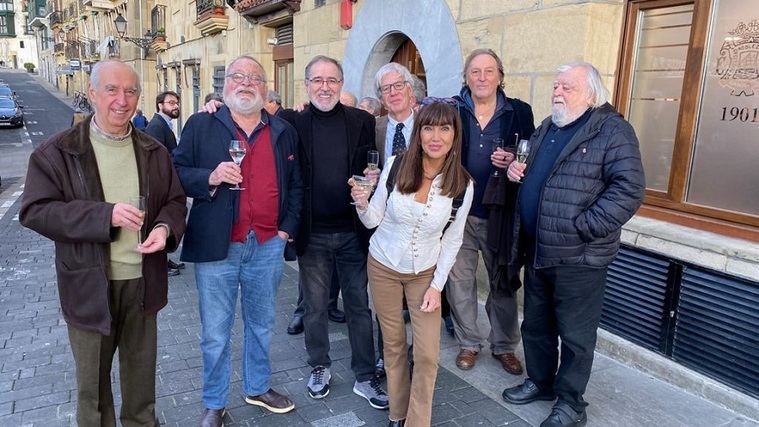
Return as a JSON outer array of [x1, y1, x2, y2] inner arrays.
[[227, 94, 263, 115], [551, 107, 585, 128], [312, 98, 338, 112]]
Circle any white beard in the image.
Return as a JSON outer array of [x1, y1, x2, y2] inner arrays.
[[551, 104, 585, 128], [226, 91, 263, 115]]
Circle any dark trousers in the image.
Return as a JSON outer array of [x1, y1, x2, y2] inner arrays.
[[298, 231, 375, 381], [293, 266, 340, 317], [521, 264, 608, 412], [67, 278, 159, 427]]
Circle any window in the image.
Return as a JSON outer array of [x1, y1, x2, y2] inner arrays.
[[315, 0, 325, 7], [19, 40, 23, 48], [0, 16, 8, 35], [151, 5, 166, 34], [192, 66, 200, 114], [616, 0, 759, 236], [212, 66, 225, 96], [0, 0, 13, 12]]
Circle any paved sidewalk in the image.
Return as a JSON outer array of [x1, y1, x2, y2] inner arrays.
[[1, 179, 757, 426]]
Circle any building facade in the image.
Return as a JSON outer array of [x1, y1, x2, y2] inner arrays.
[[0, 0, 39, 70]]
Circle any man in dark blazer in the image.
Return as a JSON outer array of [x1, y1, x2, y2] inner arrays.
[[145, 91, 180, 154], [279, 55, 388, 411], [145, 90, 184, 274]]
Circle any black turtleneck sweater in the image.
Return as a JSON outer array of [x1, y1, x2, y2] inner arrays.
[[311, 102, 353, 233]]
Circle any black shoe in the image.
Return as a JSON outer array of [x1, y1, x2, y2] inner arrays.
[[168, 259, 185, 269], [540, 402, 587, 427], [443, 315, 454, 336], [287, 315, 304, 335], [328, 308, 346, 323], [168, 268, 180, 277], [502, 379, 556, 405], [375, 358, 385, 379], [388, 419, 405, 427]]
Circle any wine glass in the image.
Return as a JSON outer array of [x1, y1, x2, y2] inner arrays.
[[516, 139, 530, 164], [350, 175, 374, 206], [367, 150, 380, 185], [129, 195, 146, 249], [228, 139, 246, 191], [491, 138, 504, 177]]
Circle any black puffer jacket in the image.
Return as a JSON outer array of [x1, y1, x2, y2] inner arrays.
[[511, 103, 645, 269]]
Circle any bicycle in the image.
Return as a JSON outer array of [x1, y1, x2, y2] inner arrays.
[[72, 91, 92, 113]]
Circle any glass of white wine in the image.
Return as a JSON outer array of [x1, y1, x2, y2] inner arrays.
[[350, 175, 374, 206], [228, 139, 246, 191], [517, 139, 530, 164], [367, 150, 379, 171]]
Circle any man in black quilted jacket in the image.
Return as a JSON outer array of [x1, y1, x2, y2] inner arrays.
[[503, 62, 645, 427]]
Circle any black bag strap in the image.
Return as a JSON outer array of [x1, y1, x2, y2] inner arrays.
[[386, 154, 466, 235]]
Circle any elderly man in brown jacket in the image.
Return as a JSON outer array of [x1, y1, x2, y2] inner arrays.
[[20, 60, 186, 427]]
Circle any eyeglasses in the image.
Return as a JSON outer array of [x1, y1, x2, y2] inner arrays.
[[379, 81, 409, 95], [226, 73, 266, 85], [307, 77, 343, 87], [421, 96, 458, 107], [161, 100, 179, 106]]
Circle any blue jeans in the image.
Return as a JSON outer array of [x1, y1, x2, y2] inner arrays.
[[195, 231, 286, 409], [298, 232, 375, 382]]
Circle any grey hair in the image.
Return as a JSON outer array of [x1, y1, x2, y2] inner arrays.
[[557, 62, 610, 108], [409, 75, 427, 105], [358, 96, 381, 115], [90, 60, 141, 94], [374, 62, 414, 98], [267, 90, 282, 105], [228, 55, 268, 83], [304, 55, 344, 80]]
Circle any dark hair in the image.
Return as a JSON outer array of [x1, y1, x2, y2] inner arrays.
[[155, 90, 179, 111], [204, 92, 222, 103], [463, 48, 505, 89], [305, 55, 344, 80], [395, 102, 471, 198]]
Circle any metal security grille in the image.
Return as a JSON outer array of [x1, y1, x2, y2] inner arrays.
[[673, 268, 759, 398], [600, 244, 758, 399], [276, 24, 293, 45], [212, 66, 225, 96], [601, 247, 672, 351]]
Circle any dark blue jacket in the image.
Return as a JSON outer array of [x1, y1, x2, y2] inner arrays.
[[145, 113, 177, 154], [173, 106, 303, 263], [510, 103, 645, 269]]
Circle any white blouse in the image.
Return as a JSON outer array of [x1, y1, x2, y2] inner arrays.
[[357, 156, 474, 290]]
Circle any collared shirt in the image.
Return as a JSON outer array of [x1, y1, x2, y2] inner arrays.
[[158, 111, 174, 129], [357, 156, 474, 290], [384, 111, 414, 161]]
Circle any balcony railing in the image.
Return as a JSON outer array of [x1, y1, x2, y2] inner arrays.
[[194, 0, 229, 36], [53, 42, 64, 54]]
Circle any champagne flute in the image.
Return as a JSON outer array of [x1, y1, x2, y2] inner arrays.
[[517, 139, 530, 164], [367, 150, 379, 171], [129, 195, 146, 249], [491, 137, 504, 177], [228, 139, 246, 191], [350, 175, 374, 206]]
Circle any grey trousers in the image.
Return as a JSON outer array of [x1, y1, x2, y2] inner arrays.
[[446, 215, 521, 354]]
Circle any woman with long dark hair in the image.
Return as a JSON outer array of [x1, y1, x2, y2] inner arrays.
[[351, 101, 474, 426]]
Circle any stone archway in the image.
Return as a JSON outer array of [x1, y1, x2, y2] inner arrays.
[[342, 0, 463, 99]]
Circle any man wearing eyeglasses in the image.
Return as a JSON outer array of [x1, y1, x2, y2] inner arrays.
[[374, 62, 415, 165], [146, 91, 180, 154], [145, 91, 185, 275], [173, 55, 303, 426], [279, 55, 388, 411]]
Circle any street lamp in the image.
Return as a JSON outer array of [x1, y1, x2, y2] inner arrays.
[[113, 13, 152, 58]]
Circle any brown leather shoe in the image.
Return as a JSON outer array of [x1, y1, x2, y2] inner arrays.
[[245, 388, 295, 414], [455, 349, 478, 370], [492, 352, 524, 375], [200, 408, 225, 427]]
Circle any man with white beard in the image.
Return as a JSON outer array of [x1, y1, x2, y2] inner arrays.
[[503, 62, 644, 427], [173, 55, 303, 427], [279, 56, 388, 410]]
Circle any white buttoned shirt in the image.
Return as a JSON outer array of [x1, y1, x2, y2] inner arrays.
[[357, 156, 474, 290]]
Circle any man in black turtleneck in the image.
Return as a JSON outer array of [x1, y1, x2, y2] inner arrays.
[[279, 55, 388, 411]]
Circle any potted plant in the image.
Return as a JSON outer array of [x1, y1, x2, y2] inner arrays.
[[23, 62, 35, 73], [153, 27, 166, 42], [213, 0, 225, 14]]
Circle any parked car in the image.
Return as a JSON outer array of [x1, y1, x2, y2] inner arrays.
[[0, 97, 24, 127], [0, 86, 16, 99]]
